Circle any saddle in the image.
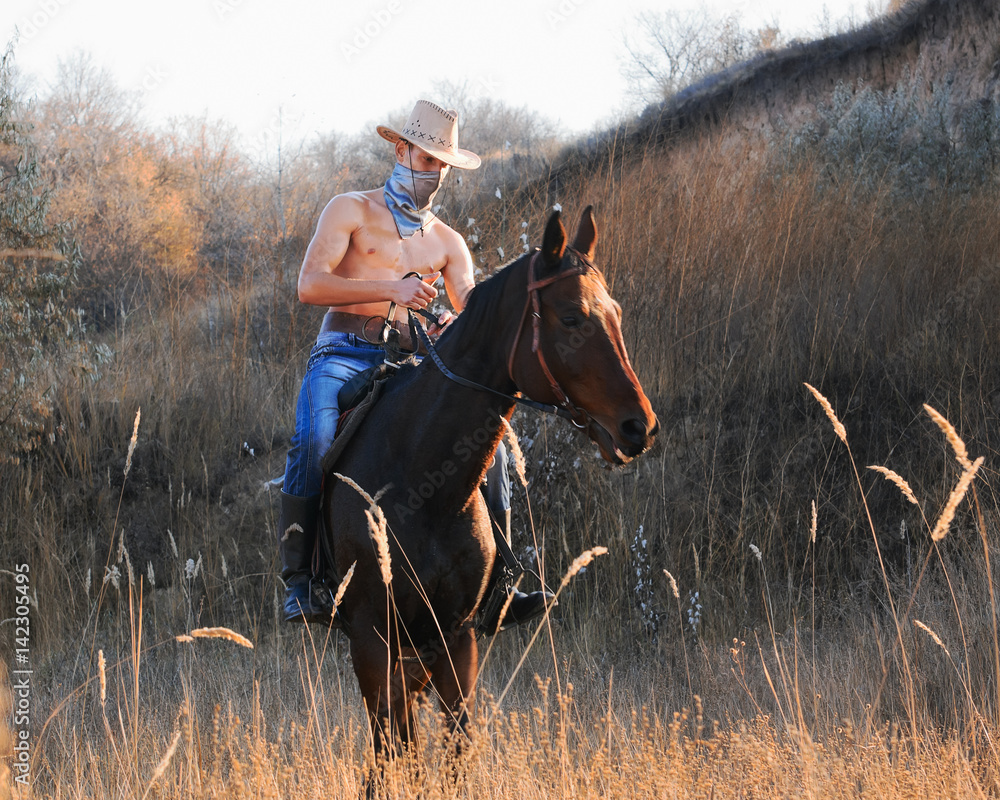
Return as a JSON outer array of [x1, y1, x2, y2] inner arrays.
[[337, 362, 391, 416], [321, 361, 409, 477]]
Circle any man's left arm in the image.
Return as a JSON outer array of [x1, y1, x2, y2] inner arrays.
[[440, 231, 476, 314]]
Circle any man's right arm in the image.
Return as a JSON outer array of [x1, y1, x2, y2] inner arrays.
[[296, 194, 437, 309]]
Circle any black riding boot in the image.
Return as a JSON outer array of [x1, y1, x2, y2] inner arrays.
[[478, 510, 554, 635], [277, 490, 338, 626]]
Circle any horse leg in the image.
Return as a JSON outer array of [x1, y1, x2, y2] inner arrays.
[[430, 627, 478, 766], [351, 634, 406, 797], [353, 635, 434, 798]]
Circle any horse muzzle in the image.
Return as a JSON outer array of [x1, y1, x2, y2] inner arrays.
[[588, 413, 659, 465]]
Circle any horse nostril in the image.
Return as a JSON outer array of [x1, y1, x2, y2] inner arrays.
[[620, 417, 648, 444]]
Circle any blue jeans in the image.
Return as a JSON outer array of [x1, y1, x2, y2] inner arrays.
[[282, 329, 511, 514], [282, 332, 386, 498]]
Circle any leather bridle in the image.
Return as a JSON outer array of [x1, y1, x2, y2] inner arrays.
[[506, 247, 593, 428], [405, 248, 596, 427]]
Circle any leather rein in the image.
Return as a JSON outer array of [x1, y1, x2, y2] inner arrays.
[[399, 248, 595, 426]]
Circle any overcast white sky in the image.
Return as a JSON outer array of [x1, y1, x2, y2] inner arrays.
[[4, 0, 869, 153]]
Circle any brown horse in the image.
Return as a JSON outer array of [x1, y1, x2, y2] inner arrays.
[[320, 206, 658, 770]]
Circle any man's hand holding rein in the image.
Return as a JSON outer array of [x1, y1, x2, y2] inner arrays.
[[427, 309, 456, 338], [394, 271, 440, 310]]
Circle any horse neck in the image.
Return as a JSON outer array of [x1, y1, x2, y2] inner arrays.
[[394, 258, 528, 502], [434, 255, 528, 392]]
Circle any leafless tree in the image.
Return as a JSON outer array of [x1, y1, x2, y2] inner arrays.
[[620, 10, 783, 106]]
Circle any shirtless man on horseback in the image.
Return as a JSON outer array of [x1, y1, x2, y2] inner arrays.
[[277, 99, 549, 630]]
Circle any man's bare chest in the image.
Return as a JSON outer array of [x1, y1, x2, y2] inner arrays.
[[342, 220, 448, 278]]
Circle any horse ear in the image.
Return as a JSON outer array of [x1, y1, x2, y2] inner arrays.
[[540, 210, 567, 271], [571, 205, 597, 262]]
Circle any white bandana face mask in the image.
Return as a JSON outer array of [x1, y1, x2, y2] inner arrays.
[[383, 162, 447, 238]]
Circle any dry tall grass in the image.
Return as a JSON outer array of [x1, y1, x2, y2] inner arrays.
[[5, 106, 1000, 796]]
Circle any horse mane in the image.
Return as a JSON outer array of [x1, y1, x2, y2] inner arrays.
[[438, 251, 528, 353]]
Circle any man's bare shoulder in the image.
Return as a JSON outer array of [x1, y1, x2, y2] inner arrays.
[[428, 217, 466, 250], [322, 188, 383, 221]]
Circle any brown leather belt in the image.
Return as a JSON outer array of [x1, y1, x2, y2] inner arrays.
[[319, 311, 419, 351]]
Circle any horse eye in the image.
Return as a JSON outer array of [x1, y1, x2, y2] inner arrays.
[[561, 316, 581, 329]]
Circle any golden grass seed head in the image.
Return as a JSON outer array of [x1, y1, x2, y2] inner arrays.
[[280, 522, 302, 543], [333, 561, 356, 609], [663, 569, 680, 600], [501, 416, 528, 488], [931, 456, 984, 542], [97, 649, 106, 706], [148, 729, 181, 789], [123, 406, 141, 479], [363, 507, 392, 586], [867, 466, 919, 506], [189, 626, 254, 648], [332, 472, 375, 505], [923, 404, 972, 470], [913, 619, 950, 657], [804, 383, 847, 444], [559, 546, 608, 591], [335, 472, 393, 585]]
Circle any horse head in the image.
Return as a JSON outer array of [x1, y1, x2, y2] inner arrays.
[[510, 206, 659, 464]]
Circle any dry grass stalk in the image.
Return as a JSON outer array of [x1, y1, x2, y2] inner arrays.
[[334, 473, 393, 585], [98, 649, 107, 706], [923, 404, 972, 470], [124, 407, 141, 479], [280, 522, 303, 543], [501, 416, 528, 488], [121, 540, 135, 588], [144, 729, 181, 797], [490, 581, 520, 635], [332, 472, 375, 505], [333, 561, 356, 609], [913, 619, 951, 657], [868, 466, 919, 506], [804, 383, 847, 444], [663, 569, 680, 600], [559, 546, 608, 591], [189, 627, 254, 648], [931, 456, 984, 542], [0, 247, 67, 260], [364, 508, 393, 586]]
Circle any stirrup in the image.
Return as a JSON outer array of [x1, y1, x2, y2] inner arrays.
[[476, 573, 554, 636], [284, 579, 342, 627]]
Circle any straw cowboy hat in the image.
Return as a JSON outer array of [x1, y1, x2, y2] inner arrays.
[[377, 100, 481, 170]]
